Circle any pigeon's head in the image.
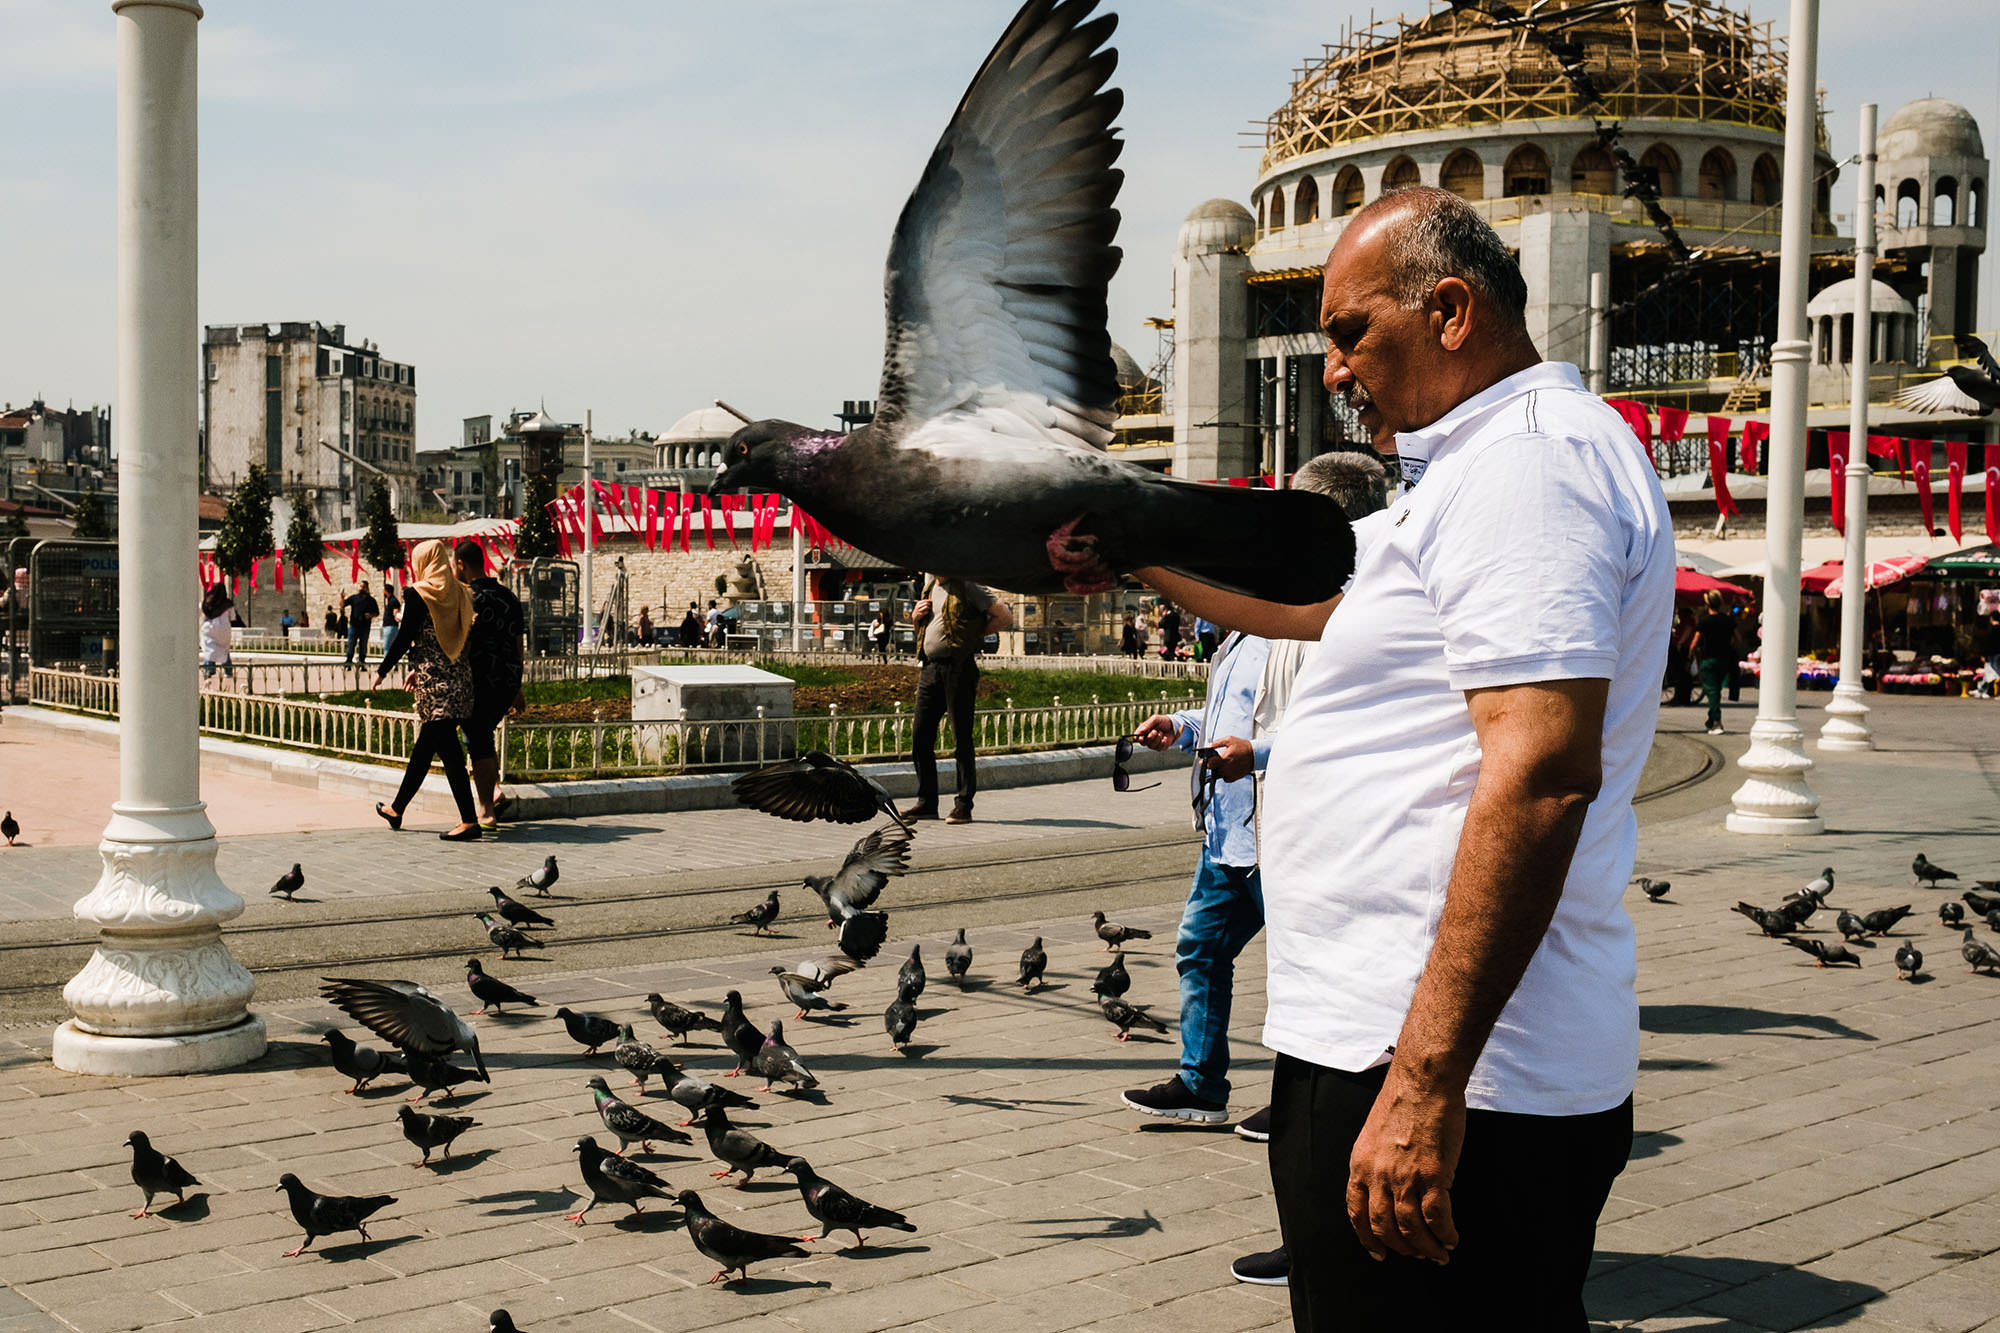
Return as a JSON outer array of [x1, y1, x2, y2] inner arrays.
[[398, 1105, 417, 1123], [767, 1020, 786, 1042], [555, 1007, 574, 1019], [586, 1075, 610, 1092], [572, 1136, 597, 1155], [124, 1131, 149, 1149], [781, 1156, 813, 1176], [724, 990, 744, 1008], [769, 965, 787, 976], [276, 1173, 303, 1192], [674, 1189, 703, 1209], [466, 958, 485, 973], [709, 419, 817, 496]]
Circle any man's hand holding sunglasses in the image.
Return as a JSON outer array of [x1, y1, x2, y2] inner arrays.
[[1131, 714, 1181, 751]]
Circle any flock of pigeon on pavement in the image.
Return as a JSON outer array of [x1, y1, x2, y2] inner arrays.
[[1638, 851, 2000, 981], [119, 751, 1175, 1326]]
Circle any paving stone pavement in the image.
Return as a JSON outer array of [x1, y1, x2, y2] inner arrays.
[[0, 693, 1997, 1330]]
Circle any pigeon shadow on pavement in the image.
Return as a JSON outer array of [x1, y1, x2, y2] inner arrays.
[[1585, 1251, 1881, 1328], [833, 1242, 929, 1260], [1640, 1004, 1874, 1042], [941, 1093, 1087, 1111], [612, 1209, 681, 1233], [153, 1193, 211, 1221], [314, 1233, 420, 1263], [721, 1276, 831, 1295], [426, 1148, 498, 1176], [466, 1187, 576, 1217], [1025, 1210, 1163, 1241], [1639, 1058, 1717, 1072]]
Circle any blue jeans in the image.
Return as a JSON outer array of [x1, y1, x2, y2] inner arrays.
[[1176, 852, 1264, 1103], [345, 620, 372, 667]]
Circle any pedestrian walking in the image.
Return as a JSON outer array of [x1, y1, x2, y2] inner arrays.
[[342, 580, 380, 669], [1158, 603, 1183, 660], [867, 611, 890, 663], [1690, 591, 1736, 734], [199, 584, 235, 680], [452, 541, 527, 829], [372, 541, 480, 841]]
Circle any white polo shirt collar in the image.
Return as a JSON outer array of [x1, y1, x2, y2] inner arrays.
[[1394, 361, 1581, 490]]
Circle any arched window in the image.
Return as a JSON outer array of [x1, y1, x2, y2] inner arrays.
[[1441, 150, 1484, 200], [1503, 144, 1550, 197], [1570, 145, 1616, 195], [1896, 178, 1921, 228], [1934, 176, 1958, 226], [1383, 156, 1421, 192], [1699, 148, 1737, 201], [1332, 166, 1364, 216], [1750, 154, 1781, 206], [1293, 175, 1320, 225], [1640, 144, 1680, 196], [1266, 186, 1286, 231]]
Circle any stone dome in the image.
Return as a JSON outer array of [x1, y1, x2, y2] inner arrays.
[[1179, 198, 1254, 255], [1880, 98, 1985, 161], [1805, 276, 1916, 320], [1110, 342, 1147, 389], [659, 406, 742, 443]]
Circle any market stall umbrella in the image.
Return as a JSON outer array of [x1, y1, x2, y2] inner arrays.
[[1675, 569, 1754, 601], [1921, 544, 2000, 580], [1816, 555, 1931, 599]]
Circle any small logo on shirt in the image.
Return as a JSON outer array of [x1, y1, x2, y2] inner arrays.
[[1398, 454, 1428, 489]]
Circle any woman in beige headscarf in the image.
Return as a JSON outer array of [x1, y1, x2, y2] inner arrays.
[[372, 540, 482, 840]]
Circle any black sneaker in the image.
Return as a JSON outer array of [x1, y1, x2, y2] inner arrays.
[[900, 804, 940, 822], [1235, 1106, 1272, 1142], [1231, 1247, 1289, 1286], [1120, 1076, 1227, 1124]]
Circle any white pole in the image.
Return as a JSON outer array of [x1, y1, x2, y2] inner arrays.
[[1728, 0, 1825, 835], [1587, 271, 1609, 396], [581, 409, 594, 647], [57, 0, 265, 1074], [1821, 103, 1877, 752], [791, 502, 805, 652]]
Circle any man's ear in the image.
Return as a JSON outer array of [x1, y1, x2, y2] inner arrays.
[[1432, 276, 1476, 352]]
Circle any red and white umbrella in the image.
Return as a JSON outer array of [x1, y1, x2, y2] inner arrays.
[[1808, 554, 1930, 599]]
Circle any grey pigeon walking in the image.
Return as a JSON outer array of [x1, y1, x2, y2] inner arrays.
[[1895, 941, 1924, 982], [719, 991, 766, 1076], [1796, 867, 1835, 901], [808, 823, 912, 924], [464, 959, 537, 1015], [1632, 877, 1670, 902], [754, 1020, 818, 1093], [703, 1104, 787, 1187], [613, 1025, 665, 1090], [729, 890, 781, 936], [320, 1027, 406, 1094], [586, 1075, 691, 1154], [1940, 901, 1965, 927], [275, 1173, 395, 1257], [320, 977, 489, 1081], [476, 911, 540, 960], [897, 944, 926, 1003], [1093, 911, 1151, 950], [1092, 949, 1130, 999], [646, 993, 722, 1045], [1835, 910, 1868, 942], [1914, 854, 1958, 887], [944, 928, 972, 985], [770, 965, 847, 1019], [885, 994, 918, 1051], [486, 885, 554, 930], [657, 1055, 758, 1128], [124, 1131, 198, 1218], [677, 1188, 810, 1284], [704, 2, 1352, 605], [556, 1007, 621, 1057], [397, 1105, 476, 1168], [1987, 909, 2000, 935], [732, 751, 910, 831], [1861, 904, 1913, 936], [567, 1135, 674, 1225], [1099, 995, 1167, 1040], [1965, 888, 2000, 916], [1016, 936, 1048, 990], [1964, 928, 2000, 975], [784, 1156, 917, 1249], [269, 863, 304, 900], [1782, 937, 1860, 968], [518, 855, 559, 896]]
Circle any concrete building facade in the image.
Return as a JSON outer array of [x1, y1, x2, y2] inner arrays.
[[416, 411, 656, 520]]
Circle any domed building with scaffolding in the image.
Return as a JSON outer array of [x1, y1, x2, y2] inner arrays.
[[1146, 0, 1988, 483]]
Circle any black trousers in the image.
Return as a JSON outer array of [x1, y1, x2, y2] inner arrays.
[[911, 658, 979, 810], [1269, 1054, 1631, 1332], [394, 719, 477, 825], [460, 691, 515, 765]]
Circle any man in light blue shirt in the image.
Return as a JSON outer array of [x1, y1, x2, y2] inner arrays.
[[1121, 629, 1270, 1124]]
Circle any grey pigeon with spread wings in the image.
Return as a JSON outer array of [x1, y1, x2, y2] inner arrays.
[[808, 824, 912, 924], [705, 0, 1352, 605], [733, 752, 908, 830], [1894, 336, 2000, 416], [320, 977, 489, 1082]]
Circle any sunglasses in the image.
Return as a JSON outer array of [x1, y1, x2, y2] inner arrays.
[[1113, 736, 1160, 793]]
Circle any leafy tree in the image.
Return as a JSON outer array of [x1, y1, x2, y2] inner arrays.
[[359, 479, 402, 573], [213, 464, 276, 580], [70, 483, 112, 541], [514, 468, 559, 561], [284, 489, 323, 575]]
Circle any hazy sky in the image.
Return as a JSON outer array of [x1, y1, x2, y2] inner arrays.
[[4, 0, 1996, 452]]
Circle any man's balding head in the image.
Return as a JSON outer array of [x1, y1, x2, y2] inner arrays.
[[1359, 187, 1528, 327]]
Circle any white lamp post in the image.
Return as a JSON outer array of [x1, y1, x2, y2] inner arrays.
[[1727, 0, 1825, 835], [1820, 103, 1877, 752], [55, 0, 266, 1074]]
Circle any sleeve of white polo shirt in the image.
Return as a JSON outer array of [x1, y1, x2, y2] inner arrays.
[[1422, 433, 1629, 689]]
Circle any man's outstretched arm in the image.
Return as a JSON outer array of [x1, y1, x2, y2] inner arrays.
[[1133, 567, 1339, 642]]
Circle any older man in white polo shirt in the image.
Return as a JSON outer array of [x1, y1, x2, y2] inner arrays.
[[1141, 186, 1672, 1330]]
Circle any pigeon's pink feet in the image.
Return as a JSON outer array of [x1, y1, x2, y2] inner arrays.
[[1046, 517, 1117, 594]]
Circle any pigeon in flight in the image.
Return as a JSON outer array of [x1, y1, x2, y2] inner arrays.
[[319, 1028, 406, 1094], [706, 0, 1352, 604], [486, 886, 554, 930], [677, 1188, 810, 1284], [784, 1157, 917, 1250], [1894, 941, 1924, 982], [1016, 936, 1048, 990], [464, 959, 538, 1016], [517, 855, 559, 897], [556, 1008, 622, 1057], [476, 912, 540, 960], [807, 824, 912, 925], [885, 994, 919, 1052], [1894, 336, 2000, 416], [587, 1075, 692, 1155], [1940, 901, 1966, 927], [1963, 928, 2000, 975], [275, 1174, 396, 1257], [1099, 995, 1168, 1040], [1093, 911, 1151, 950], [613, 1024, 665, 1090], [1861, 905, 1913, 936], [656, 1055, 758, 1128], [729, 890, 781, 936], [702, 1105, 789, 1187], [770, 965, 847, 1019], [732, 751, 909, 831], [897, 945, 927, 1003], [320, 977, 489, 1082], [1913, 854, 1958, 887], [646, 994, 722, 1045], [1782, 937, 1860, 968], [720, 991, 767, 1077], [568, 1135, 675, 1225], [397, 1105, 476, 1168], [945, 928, 972, 985], [1092, 949, 1131, 999], [1632, 877, 1671, 902], [0, 812, 18, 845], [754, 1020, 819, 1094], [269, 864, 304, 901], [124, 1131, 198, 1218]]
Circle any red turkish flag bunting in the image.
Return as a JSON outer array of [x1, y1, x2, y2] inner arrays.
[[1946, 442, 1968, 543], [1740, 420, 1769, 476], [1912, 443, 1935, 535], [1826, 431, 1849, 533], [1656, 405, 1688, 443], [1708, 439, 1737, 516], [1986, 445, 2000, 546], [1868, 434, 1905, 482]]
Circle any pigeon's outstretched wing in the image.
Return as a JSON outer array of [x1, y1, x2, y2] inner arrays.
[[836, 910, 891, 965], [732, 752, 904, 829], [829, 824, 913, 914], [319, 978, 487, 1081]]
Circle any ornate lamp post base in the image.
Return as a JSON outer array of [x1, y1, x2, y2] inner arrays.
[[1726, 720, 1826, 835], [1817, 682, 1874, 752], [54, 1017, 267, 1077]]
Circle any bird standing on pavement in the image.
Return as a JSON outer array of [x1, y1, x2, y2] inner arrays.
[[486, 886, 554, 930], [124, 1131, 198, 1218], [1895, 942, 1924, 982], [783, 1157, 917, 1250], [1782, 937, 1860, 968], [275, 1174, 396, 1257], [885, 994, 919, 1052], [475, 912, 540, 960], [1964, 888, 2000, 916], [404, 1051, 480, 1104], [269, 864, 304, 900], [1632, 877, 1670, 902], [464, 960, 538, 1015], [1914, 854, 1958, 887], [1795, 867, 1835, 902], [1940, 901, 1965, 927], [1100, 995, 1168, 1040], [702, 1105, 788, 1187], [489, 1313, 521, 1333], [731, 751, 910, 832], [729, 890, 781, 936], [1092, 949, 1131, 999], [397, 1105, 476, 1168], [1016, 937, 1048, 990], [945, 928, 972, 985], [646, 993, 722, 1045], [518, 855, 559, 897], [754, 1020, 819, 1094], [656, 1056, 758, 1128], [1733, 902, 1796, 936], [1093, 911, 1151, 950], [319, 977, 489, 1082], [556, 1008, 622, 1057], [897, 944, 926, 1002], [807, 824, 912, 925], [613, 1025, 665, 1090], [720, 991, 767, 1077], [1835, 910, 1868, 942], [1861, 905, 1913, 936], [770, 965, 845, 1019], [677, 1188, 810, 1284], [1963, 928, 2000, 975], [567, 1135, 675, 1225], [319, 1028, 406, 1094], [586, 1075, 691, 1155], [1, 811, 18, 846]]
